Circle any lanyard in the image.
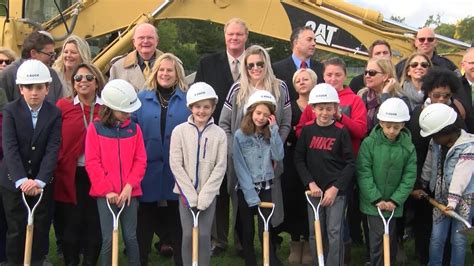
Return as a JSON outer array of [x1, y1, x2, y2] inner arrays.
[[80, 100, 95, 129]]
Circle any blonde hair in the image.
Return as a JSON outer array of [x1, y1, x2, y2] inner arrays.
[[53, 35, 91, 73], [0, 47, 17, 61], [145, 53, 188, 92], [400, 52, 432, 84], [236, 45, 281, 107], [362, 58, 403, 97], [292, 68, 318, 88], [224, 18, 248, 35]]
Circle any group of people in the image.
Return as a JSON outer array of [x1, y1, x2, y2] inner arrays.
[[0, 16, 472, 266]]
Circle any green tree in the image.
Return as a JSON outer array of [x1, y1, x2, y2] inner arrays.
[[435, 23, 456, 38], [424, 14, 442, 27], [456, 16, 474, 43]]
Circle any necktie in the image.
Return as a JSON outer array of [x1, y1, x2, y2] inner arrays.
[[471, 83, 474, 106], [300, 61, 308, 69], [143, 60, 151, 80], [232, 59, 240, 81]]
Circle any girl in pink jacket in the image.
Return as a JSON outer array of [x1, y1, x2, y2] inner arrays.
[[85, 79, 146, 266]]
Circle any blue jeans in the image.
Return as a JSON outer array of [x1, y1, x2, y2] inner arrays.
[[428, 206, 473, 266], [307, 195, 345, 266], [97, 197, 139, 266]]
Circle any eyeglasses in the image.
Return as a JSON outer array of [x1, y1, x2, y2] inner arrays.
[[409, 62, 430, 69], [417, 37, 435, 43], [364, 69, 383, 77], [0, 59, 11, 65], [73, 74, 95, 82], [246, 61, 265, 70], [431, 92, 452, 99], [38, 50, 57, 58]]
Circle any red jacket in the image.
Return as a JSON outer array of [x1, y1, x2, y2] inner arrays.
[[54, 98, 101, 204], [85, 119, 146, 197], [296, 87, 367, 155]]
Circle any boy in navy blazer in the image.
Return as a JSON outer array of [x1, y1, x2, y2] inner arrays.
[[0, 59, 61, 265]]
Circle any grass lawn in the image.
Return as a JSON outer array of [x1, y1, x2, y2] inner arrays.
[[46, 224, 474, 265]]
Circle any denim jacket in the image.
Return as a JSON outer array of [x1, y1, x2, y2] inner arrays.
[[232, 124, 284, 207], [421, 130, 474, 209]]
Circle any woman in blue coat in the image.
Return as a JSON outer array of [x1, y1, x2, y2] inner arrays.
[[132, 53, 190, 266]]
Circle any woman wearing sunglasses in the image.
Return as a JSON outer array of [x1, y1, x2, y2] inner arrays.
[[407, 67, 467, 265], [358, 58, 407, 131], [219, 44, 291, 266], [53, 35, 92, 98], [53, 63, 105, 266], [400, 52, 432, 111], [0, 47, 16, 72]]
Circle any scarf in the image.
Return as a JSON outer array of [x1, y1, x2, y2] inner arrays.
[[402, 81, 424, 111], [366, 89, 380, 131]]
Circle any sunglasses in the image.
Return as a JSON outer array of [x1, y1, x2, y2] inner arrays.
[[0, 59, 11, 65], [364, 69, 383, 77], [246, 61, 265, 70], [409, 62, 430, 69], [73, 74, 95, 82], [39, 50, 57, 58], [417, 37, 435, 43], [431, 92, 452, 99]]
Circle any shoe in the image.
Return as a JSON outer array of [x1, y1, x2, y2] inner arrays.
[[288, 241, 302, 264], [301, 241, 312, 264], [211, 245, 225, 256]]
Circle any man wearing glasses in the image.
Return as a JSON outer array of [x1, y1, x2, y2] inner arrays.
[[395, 27, 460, 79], [0, 31, 63, 106]]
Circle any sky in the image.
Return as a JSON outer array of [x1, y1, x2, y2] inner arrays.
[[345, 0, 473, 28]]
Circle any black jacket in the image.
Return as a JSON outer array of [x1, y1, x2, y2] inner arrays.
[[194, 51, 236, 123], [0, 97, 61, 191], [272, 56, 324, 102]]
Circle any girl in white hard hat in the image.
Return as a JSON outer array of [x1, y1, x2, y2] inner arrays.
[[357, 98, 416, 266], [169, 82, 227, 265], [294, 83, 356, 266], [232, 90, 284, 266], [85, 79, 146, 266], [419, 103, 474, 266]]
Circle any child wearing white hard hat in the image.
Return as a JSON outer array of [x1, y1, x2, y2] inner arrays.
[[357, 97, 416, 266], [85, 79, 145, 266], [294, 83, 355, 265], [419, 103, 474, 266], [169, 82, 227, 265]]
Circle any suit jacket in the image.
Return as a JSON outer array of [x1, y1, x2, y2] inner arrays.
[[194, 51, 236, 123], [462, 76, 474, 133], [0, 98, 62, 191], [272, 56, 324, 101], [109, 49, 163, 91]]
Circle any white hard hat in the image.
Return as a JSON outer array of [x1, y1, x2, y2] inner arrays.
[[376, 98, 410, 122], [308, 83, 339, 104], [16, 59, 52, 85], [101, 79, 142, 113], [419, 103, 457, 137], [186, 82, 218, 108], [244, 90, 277, 113]]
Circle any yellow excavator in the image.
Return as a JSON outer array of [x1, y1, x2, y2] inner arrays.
[[0, 0, 470, 74]]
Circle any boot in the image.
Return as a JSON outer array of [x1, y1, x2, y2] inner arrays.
[[288, 241, 302, 264], [301, 241, 313, 265]]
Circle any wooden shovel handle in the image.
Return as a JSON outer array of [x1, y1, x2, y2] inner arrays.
[[24, 224, 34, 266], [112, 229, 119, 266]]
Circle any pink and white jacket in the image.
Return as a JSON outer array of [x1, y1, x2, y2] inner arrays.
[[85, 119, 147, 197]]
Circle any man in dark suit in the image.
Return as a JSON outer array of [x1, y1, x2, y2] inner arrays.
[[0, 60, 61, 266], [194, 17, 248, 255], [273, 26, 324, 101], [461, 48, 474, 133]]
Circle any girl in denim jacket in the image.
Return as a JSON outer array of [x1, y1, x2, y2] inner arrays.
[[233, 90, 284, 266]]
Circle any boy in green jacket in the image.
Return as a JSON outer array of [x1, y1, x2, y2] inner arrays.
[[357, 98, 416, 266]]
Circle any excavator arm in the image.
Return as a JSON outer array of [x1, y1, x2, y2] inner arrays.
[[1, 0, 469, 73]]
